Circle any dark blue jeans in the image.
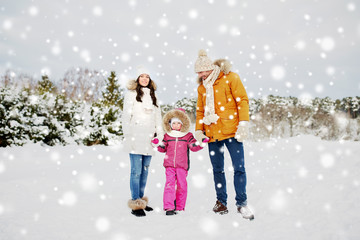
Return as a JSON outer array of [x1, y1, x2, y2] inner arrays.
[[129, 154, 152, 200], [208, 137, 247, 207]]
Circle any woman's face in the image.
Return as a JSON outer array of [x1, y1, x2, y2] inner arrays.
[[138, 74, 150, 87]]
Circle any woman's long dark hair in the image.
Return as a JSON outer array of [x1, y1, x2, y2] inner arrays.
[[135, 76, 158, 107]]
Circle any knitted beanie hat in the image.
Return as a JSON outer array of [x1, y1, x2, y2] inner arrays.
[[137, 65, 150, 77], [194, 49, 215, 73], [170, 117, 183, 127]]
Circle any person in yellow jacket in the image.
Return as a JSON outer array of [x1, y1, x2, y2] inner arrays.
[[194, 49, 254, 220]]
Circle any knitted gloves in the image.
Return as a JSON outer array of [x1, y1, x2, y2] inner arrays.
[[235, 121, 249, 142], [195, 130, 209, 144]]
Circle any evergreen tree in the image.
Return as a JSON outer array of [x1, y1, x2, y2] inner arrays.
[[83, 71, 124, 146], [101, 71, 124, 109], [37, 75, 57, 95]]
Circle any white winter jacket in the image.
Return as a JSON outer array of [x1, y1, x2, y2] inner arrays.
[[122, 80, 163, 155]]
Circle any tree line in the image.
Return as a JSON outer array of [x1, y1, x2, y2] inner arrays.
[[1, 70, 359, 147]]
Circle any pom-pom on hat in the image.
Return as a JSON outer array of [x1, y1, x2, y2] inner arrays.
[[194, 49, 215, 73]]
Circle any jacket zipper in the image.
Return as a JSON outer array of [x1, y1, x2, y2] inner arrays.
[[173, 137, 178, 168]]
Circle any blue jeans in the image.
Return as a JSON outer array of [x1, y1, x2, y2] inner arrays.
[[208, 137, 247, 207], [129, 154, 152, 200]]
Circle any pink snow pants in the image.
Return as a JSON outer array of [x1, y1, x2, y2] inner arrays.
[[163, 167, 188, 211]]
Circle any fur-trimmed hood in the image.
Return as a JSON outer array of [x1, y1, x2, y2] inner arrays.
[[126, 79, 157, 90], [162, 108, 191, 133], [197, 58, 232, 84]]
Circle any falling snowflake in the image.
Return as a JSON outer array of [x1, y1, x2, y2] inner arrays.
[[269, 189, 287, 211], [256, 14, 265, 23], [191, 174, 207, 188], [95, 217, 111, 232], [188, 9, 198, 19], [134, 17, 143, 26], [3, 19, 13, 30], [28, 6, 39, 16], [93, 6, 103, 16], [295, 40, 306, 50], [0, 204, 4, 215], [319, 37, 335, 52], [58, 191, 77, 206], [347, 2, 356, 11], [121, 53, 131, 62], [0, 162, 6, 174], [315, 84, 324, 93], [200, 217, 219, 236], [270, 65, 286, 81], [320, 153, 335, 168], [158, 16, 169, 27]]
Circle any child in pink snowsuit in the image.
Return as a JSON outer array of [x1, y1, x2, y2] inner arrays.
[[152, 108, 204, 216]]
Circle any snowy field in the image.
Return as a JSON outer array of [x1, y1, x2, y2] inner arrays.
[[0, 135, 359, 240]]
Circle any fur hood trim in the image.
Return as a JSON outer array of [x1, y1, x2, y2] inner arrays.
[[162, 109, 191, 133], [197, 58, 232, 84], [126, 79, 157, 90]]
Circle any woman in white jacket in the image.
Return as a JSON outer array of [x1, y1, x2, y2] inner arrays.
[[122, 68, 163, 217]]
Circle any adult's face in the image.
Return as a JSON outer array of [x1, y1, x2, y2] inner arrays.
[[197, 70, 213, 81], [138, 74, 150, 87]]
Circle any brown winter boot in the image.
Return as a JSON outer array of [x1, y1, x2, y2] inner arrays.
[[142, 196, 153, 212], [128, 199, 146, 217], [213, 200, 229, 215]]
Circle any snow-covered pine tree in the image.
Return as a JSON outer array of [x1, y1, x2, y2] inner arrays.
[[0, 88, 27, 147], [37, 75, 57, 95], [18, 75, 83, 146], [161, 103, 173, 116], [343, 96, 360, 118], [102, 71, 124, 109], [83, 71, 124, 146], [51, 95, 84, 144], [350, 97, 360, 118], [174, 97, 197, 122]]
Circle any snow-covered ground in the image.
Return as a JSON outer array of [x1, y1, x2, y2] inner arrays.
[[0, 135, 359, 240]]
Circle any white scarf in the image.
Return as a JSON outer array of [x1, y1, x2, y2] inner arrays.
[[168, 130, 188, 138], [202, 65, 220, 125], [141, 88, 154, 114]]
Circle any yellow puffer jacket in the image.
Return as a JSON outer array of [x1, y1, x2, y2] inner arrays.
[[195, 59, 249, 142]]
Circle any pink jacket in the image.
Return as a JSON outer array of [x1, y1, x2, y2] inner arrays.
[[157, 132, 202, 171]]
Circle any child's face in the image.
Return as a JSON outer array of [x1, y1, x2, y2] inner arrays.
[[171, 122, 182, 131]]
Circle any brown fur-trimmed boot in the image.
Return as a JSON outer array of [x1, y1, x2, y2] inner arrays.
[[128, 198, 146, 217], [141, 196, 153, 212]]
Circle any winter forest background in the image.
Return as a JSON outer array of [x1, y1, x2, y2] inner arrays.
[[1, 0, 359, 147], [1, 70, 359, 147]]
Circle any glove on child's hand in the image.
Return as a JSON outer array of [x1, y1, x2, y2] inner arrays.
[[202, 137, 210, 143], [151, 137, 160, 147]]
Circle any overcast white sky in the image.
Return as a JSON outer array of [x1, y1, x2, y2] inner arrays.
[[1, 0, 359, 104]]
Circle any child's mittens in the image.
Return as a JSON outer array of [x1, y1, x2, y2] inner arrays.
[[202, 137, 210, 143], [151, 138, 159, 144], [151, 137, 160, 147]]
